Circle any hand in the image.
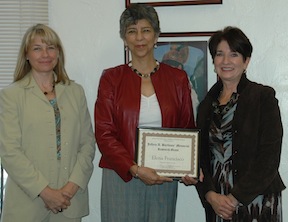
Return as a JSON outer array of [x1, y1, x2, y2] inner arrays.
[[131, 165, 173, 185], [227, 193, 239, 207], [181, 168, 204, 185], [180, 175, 199, 186], [199, 168, 204, 182], [60, 182, 79, 200], [205, 191, 236, 220], [39, 186, 71, 214]]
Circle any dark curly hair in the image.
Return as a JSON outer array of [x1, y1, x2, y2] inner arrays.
[[209, 26, 253, 62]]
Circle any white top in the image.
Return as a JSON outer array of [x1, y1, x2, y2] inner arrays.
[[138, 94, 162, 127]]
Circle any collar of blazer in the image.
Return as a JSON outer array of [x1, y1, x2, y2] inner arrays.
[[19, 72, 67, 99]]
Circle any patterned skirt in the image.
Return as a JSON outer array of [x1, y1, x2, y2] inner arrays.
[[210, 159, 282, 222]]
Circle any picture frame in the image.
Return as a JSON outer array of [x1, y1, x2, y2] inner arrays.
[[126, 0, 222, 7], [125, 31, 215, 107]]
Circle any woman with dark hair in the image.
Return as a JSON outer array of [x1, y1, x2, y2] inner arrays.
[[196, 26, 285, 221], [95, 3, 198, 222]]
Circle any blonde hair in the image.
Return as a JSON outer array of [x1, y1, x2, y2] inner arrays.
[[14, 24, 70, 84]]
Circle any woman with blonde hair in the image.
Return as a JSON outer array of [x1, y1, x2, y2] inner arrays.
[[0, 24, 95, 222]]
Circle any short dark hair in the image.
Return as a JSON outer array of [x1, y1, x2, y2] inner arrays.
[[119, 3, 160, 40], [209, 26, 253, 62]]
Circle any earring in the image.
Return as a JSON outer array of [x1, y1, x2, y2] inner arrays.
[[125, 46, 128, 51], [154, 44, 157, 49]]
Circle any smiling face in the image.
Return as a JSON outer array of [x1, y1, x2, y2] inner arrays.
[[124, 19, 158, 60], [26, 35, 59, 75], [214, 40, 250, 84]]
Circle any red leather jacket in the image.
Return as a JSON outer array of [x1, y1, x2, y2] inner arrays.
[[95, 63, 195, 182]]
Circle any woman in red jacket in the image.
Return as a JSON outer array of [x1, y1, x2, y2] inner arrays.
[[94, 3, 198, 222]]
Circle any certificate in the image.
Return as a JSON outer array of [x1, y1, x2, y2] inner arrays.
[[135, 127, 200, 179]]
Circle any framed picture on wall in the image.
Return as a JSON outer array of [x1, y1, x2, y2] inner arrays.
[[126, 0, 222, 7], [125, 32, 215, 107]]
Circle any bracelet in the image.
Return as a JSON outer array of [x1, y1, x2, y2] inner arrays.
[[134, 166, 140, 179]]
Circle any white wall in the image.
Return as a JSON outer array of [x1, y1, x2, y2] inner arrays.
[[49, 1, 288, 221]]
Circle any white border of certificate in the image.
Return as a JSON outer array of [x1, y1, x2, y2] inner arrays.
[[136, 127, 200, 179]]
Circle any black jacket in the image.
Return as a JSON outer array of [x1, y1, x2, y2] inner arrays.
[[196, 74, 285, 207]]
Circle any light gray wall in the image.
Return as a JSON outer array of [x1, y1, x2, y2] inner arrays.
[[49, 1, 288, 221]]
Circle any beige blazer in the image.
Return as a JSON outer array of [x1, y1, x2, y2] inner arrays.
[[0, 73, 95, 221]]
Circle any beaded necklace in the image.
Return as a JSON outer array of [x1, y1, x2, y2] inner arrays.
[[43, 84, 55, 95], [128, 61, 159, 78]]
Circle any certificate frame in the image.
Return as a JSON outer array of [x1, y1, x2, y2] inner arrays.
[[136, 127, 200, 179]]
